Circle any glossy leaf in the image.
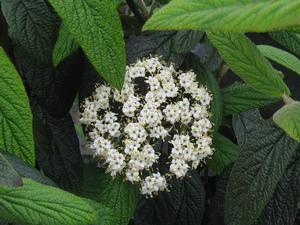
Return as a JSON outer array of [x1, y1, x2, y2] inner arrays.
[[144, 0, 300, 32], [258, 45, 300, 76], [208, 32, 290, 97], [273, 101, 300, 142], [0, 178, 96, 225]]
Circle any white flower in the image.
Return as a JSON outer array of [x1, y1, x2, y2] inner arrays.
[[80, 56, 213, 197]]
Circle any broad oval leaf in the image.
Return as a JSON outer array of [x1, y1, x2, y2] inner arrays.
[[144, 0, 300, 32], [0, 48, 34, 166], [48, 0, 125, 89], [222, 83, 279, 115], [257, 45, 300, 76], [207, 32, 290, 97], [0, 152, 22, 187], [53, 22, 79, 66], [207, 133, 239, 175], [171, 30, 204, 54], [273, 101, 300, 142], [225, 120, 299, 225], [0, 178, 96, 225], [255, 152, 300, 225]]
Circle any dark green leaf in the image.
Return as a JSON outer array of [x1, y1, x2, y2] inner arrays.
[[79, 165, 139, 225], [86, 199, 118, 225], [207, 133, 239, 175], [0, 152, 22, 187], [144, 0, 300, 32], [270, 31, 300, 57], [33, 102, 83, 191], [222, 83, 279, 115], [232, 109, 263, 146], [48, 0, 125, 89], [134, 172, 206, 225], [53, 22, 79, 66], [225, 120, 299, 225], [255, 152, 300, 225], [257, 45, 300, 76], [0, 178, 96, 225], [1, 0, 58, 64], [0, 48, 34, 165], [273, 101, 300, 142], [2, 153, 57, 187], [207, 32, 290, 97], [171, 30, 204, 54]]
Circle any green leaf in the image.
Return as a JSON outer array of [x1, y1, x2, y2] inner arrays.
[[79, 165, 139, 225], [2, 153, 57, 187], [48, 0, 125, 89], [225, 120, 299, 225], [255, 152, 300, 225], [1, 0, 57, 64], [207, 32, 290, 97], [134, 172, 206, 225], [257, 45, 300, 76], [273, 101, 300, 142], [171, 30, 204, 54], [86, 199, 118, 225], [0, 178, 96, 225], [0, 48, 34, 166], [269, 31, 300, 57], [232, 109, 263, 146], [207, 133, 239, 175], [143, 0, 300, 32], [222, 83, 279, 115], [183, 54, 223, 131], [53, 22, 79, 66], [0, 152, 22, 187]]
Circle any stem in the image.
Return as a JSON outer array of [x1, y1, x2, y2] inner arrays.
[[137, 0, 150, 19], [126, 0, 146, 22], [282, 94, 294, 105]]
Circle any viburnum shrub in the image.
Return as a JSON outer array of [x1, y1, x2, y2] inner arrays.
[[80, 56, 213, 196]]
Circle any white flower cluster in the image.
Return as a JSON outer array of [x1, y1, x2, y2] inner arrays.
[[80, 56, 213, 197]]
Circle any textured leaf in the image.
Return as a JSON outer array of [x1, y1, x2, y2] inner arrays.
[[1, 0, 58, 64], [48, 0, 125, 89], [270, 31, 300, 57], [207, 133, 239, 175], [208, 32, 290, 97], [0, 48, 34, 165], [171, 30, 204, 54], [222, 83, 279, 115], [53, 22, 79, 66], [183, 54, 223, 131], [3, 0, 83, 117], [144, 0, 300, 32], [255, 152, 300, 225], [0, 152, 22, 187], [232, 109, 263, 146], [273, 101, 300, 142], [225, 120, 299, 225], [96, 174, 139, 225], [258, 45, 300, 76], [86, 199, 118, 225], [2, 153, 57, 187], [134, 172, 206, 225], [33, 102, 83, 191], [79, 165, 139, 225], [0, 178, 96, 225]]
